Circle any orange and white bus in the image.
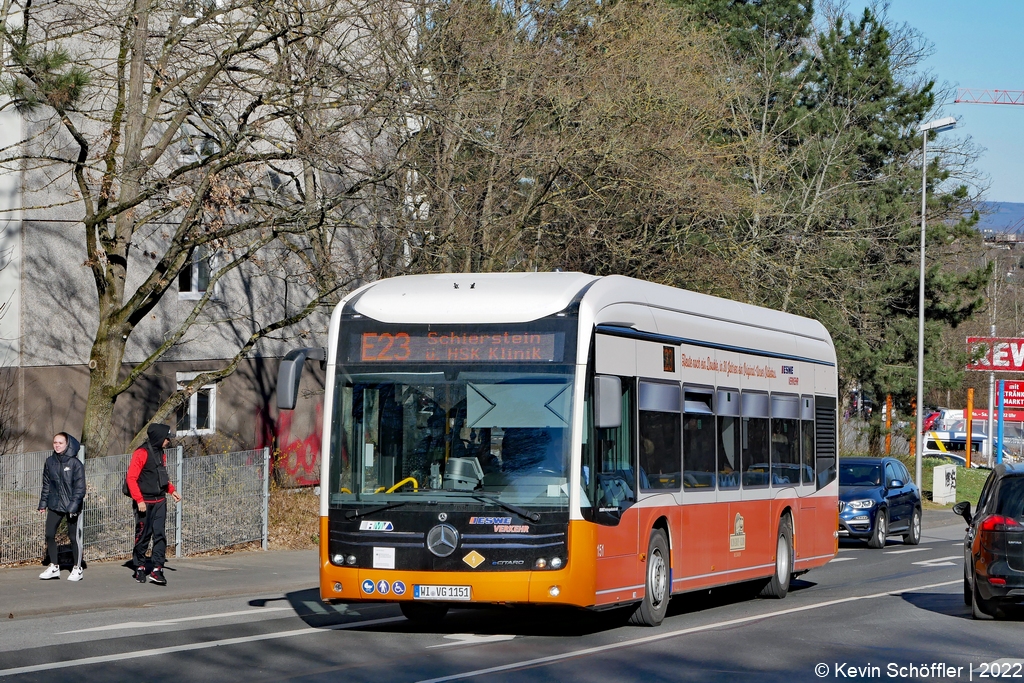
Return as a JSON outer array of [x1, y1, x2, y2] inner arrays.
[[278, 273, 839, 625]]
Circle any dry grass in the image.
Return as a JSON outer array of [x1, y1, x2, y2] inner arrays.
[[268, 485, 319, 550]]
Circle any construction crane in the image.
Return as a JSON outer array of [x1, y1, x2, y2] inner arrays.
[[956, 88, 1024, 105]]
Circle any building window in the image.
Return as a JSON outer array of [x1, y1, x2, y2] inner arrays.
[[176, 372, 216, 435], [178, 247, 213, 300]]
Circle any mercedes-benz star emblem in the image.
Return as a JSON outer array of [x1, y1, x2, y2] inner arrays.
[[438, 512, 448, 522], [426, 524, 459, 557]]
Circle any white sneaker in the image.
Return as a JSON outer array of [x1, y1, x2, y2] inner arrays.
[[68, 567, 84, 582], [39, 564, 60, 580]]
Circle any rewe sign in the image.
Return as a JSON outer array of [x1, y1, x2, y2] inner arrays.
[[1002, 381, 1024, 408], [966, 337, 1024, 371]]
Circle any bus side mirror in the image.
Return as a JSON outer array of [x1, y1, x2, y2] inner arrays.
[[594, 375, 622, 429], [277, 347, 326, 410]]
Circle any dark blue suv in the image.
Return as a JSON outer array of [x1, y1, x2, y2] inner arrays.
[[838, 457, 922, 548], [953, 463, 1024, 619]]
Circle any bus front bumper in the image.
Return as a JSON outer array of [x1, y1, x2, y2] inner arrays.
[[318, 518, 598, 608]]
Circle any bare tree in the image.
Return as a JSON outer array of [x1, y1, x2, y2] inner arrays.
[[391, 0, 738, 280], [0, 0, 422, 454]]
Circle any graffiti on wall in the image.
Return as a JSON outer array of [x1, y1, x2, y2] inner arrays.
[[256, 404, 322, 486]]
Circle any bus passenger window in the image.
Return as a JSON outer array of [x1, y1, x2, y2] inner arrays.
[[801, 396, 815, 485], [718, 417, 739, 489], [638, 381, 681, 491], [717, 389, 740, 490], [770, 394, 800, 487], [683, 390, 715, 489], [741, 392, 770, 488]]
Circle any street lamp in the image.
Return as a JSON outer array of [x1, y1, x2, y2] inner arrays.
[[915, 116, 957, 490]]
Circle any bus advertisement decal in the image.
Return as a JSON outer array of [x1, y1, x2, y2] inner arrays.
[[730, 513, 746, 552]]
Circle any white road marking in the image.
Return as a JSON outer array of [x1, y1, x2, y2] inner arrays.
[[0, 617, 405, 677], [829, 557, 857, 562], [912, 556, 961, 568], [413, 579, 961, 683], [883, 547, 932, 555], [429, 634, 517, 649], [59, 607, 294, 634]]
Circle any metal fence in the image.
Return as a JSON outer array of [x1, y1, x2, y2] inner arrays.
[[180, 449, 269, 555], [0, 447, 269, 566], [840, 419, 910, 456]]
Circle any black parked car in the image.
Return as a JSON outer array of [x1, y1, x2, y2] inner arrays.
[[838, 457, 922, 548], [953, 463, 1024, 619]]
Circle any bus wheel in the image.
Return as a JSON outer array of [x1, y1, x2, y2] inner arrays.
[[759, 516, 793, 599], [630, 529, 670, 626], [400, 602, 449, 624]]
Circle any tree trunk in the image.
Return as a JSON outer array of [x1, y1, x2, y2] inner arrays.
[[81, 322, 129, 457]]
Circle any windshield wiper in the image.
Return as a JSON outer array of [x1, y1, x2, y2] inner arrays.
[[344, 501, 408, 521], [471, 493, 541, 522]]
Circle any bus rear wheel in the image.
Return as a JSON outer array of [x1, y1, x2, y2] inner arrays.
[[400, 602, 450, 624], [630, 529, 670, 627], [759, 516, 793, 599]]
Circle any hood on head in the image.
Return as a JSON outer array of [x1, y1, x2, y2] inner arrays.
[[60, 435, 81, 459], [147, 423, 172, 448]]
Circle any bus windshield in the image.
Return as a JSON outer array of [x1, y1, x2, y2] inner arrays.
[[328, 369, 575, 509]]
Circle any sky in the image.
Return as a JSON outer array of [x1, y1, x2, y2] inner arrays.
[[850, 1, 1024, 204]]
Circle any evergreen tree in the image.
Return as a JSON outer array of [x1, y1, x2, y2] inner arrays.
[[799, 10, 985, 450]]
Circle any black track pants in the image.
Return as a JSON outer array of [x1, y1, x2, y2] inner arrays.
[[133, 499, 167, 569], [44, 509, 83, 569]]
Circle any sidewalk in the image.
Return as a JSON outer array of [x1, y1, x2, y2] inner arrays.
[[0, 549, 319, 619]]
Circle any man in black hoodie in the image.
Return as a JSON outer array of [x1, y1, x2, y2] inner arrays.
[[38, 432, 86, 581], [126, 423, 181, 585]]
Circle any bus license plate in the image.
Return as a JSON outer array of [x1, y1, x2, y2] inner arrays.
[[413, 585, 471, 601]]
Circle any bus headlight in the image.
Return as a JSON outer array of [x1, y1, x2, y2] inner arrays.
[[332, 553, 345, 565], [534, 558, 547, 569], [549, 586, 560, 597], [345, 555, 358, 566], [549, 557, 563, 570]]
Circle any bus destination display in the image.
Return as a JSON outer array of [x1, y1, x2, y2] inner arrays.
[[351, 330, 564, 363]]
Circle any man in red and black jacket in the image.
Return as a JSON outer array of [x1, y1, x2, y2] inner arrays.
[[127, 423, 182, 585]]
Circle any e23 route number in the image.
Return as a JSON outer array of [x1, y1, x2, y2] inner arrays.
[[361, 333, 412, 362]]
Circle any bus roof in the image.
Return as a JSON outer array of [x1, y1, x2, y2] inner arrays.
[[345, 272, 832, 350], [348, 272, 598, 323]]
